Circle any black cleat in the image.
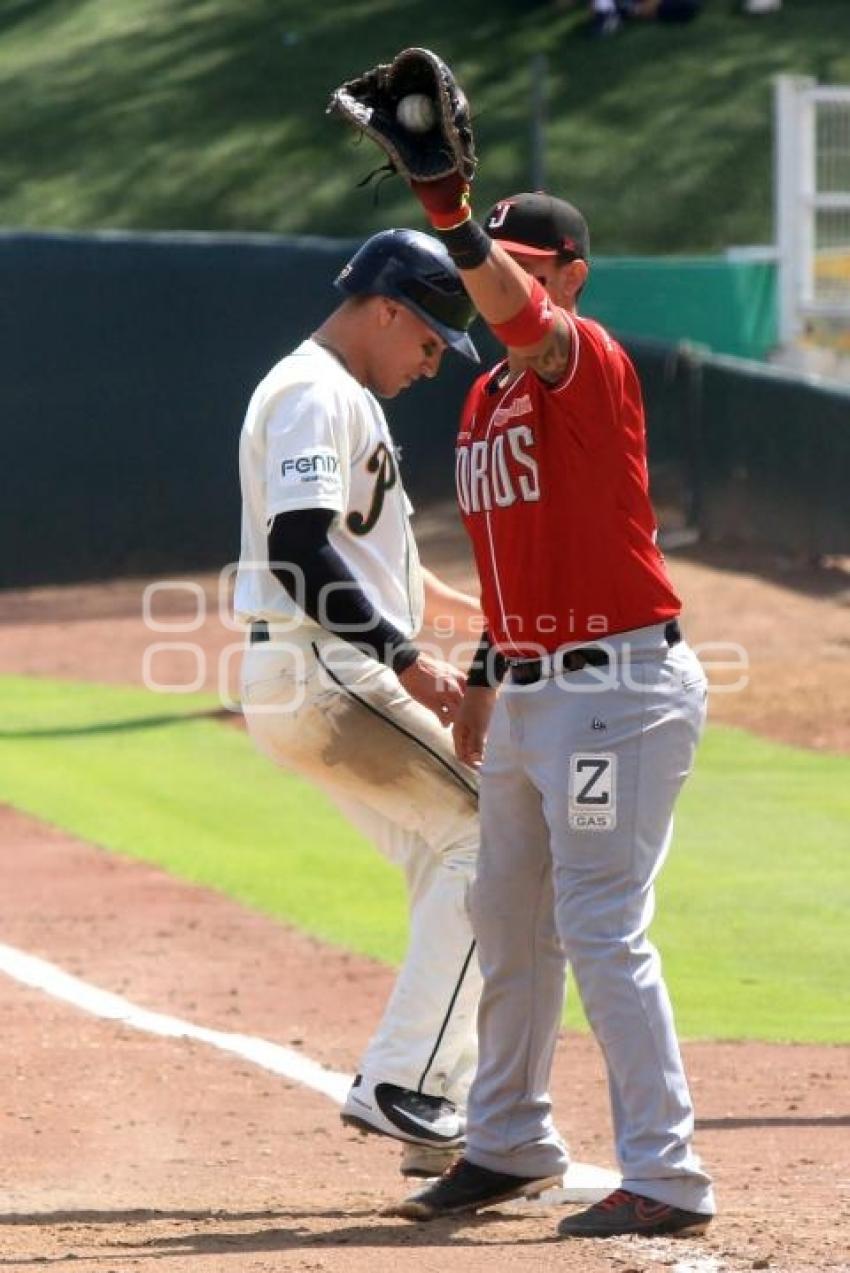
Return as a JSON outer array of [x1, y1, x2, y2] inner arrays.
[[557, 1188, 713, 1239], [386, 1156, 562, 1220]]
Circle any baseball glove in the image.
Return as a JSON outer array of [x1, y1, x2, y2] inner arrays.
[[327, 47, 476, 184]]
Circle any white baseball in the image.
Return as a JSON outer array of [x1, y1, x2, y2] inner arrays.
[[396, 93, 436, 133]]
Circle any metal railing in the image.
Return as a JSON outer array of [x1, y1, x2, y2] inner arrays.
[[775, 75, 850, 343]]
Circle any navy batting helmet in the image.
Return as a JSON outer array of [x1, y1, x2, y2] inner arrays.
[[335, 229, 479, 363]]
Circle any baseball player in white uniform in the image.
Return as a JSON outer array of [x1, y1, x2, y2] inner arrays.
[[234, 229, 483, 1178]]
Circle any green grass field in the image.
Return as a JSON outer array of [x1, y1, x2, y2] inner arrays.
[[1, 1, 849, 251], [1, 675, 847, 1044]]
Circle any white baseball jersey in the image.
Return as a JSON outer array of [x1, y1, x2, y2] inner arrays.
[[234, 339, 424, 638]]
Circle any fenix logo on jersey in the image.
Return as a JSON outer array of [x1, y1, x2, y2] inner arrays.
[[281, 453, 340, 482], [456, 424, 541, 513]]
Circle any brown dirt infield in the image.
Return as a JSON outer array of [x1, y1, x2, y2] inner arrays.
[[0, 514, 848, 1271], [2, 510, 848, 751]]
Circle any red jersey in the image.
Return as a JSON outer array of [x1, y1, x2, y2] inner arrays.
[[456, 313, 681, 656]]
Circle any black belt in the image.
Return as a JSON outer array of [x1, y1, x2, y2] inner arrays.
[[508, 619, 681, 686], [250, 620, 270, 644]]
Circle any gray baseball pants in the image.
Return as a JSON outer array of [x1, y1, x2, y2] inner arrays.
[[466, 623, 716, 1215]]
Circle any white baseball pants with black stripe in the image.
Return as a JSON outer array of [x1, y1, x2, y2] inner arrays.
[[240, 625, 481, 1106]]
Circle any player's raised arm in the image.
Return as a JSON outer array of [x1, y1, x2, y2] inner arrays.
[[408, 179, 579, 384], [328, 49, 586, 383]]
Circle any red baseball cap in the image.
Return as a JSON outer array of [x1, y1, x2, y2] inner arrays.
[[484, 192, 590, 260]]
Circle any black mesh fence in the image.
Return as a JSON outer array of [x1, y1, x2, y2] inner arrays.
[[625, 336, 850, 559], [2, 232, 847, 588]]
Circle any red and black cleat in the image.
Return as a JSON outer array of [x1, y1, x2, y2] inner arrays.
[[557, 1187, 713, 1239]]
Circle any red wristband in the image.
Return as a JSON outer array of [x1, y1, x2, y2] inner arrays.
[[411, 175, 472, 230], [428, 203, 472, 231], [489, 278, 556, 348]]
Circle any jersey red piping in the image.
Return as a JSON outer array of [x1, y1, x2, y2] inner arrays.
[[551, 310, 581, 394]]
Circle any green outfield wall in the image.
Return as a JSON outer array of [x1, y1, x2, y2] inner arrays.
[[584, 256, 778, 362], [0, 232, 844, 588]]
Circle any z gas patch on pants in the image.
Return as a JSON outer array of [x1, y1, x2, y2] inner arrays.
[[568, 753, 617, 831]]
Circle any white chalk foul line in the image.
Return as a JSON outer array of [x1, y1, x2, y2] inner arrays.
[[0, 941, 619, 1202], [0, 941, 351, 1103]]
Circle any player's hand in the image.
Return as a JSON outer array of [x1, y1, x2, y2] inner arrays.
[[398, 652, 466, 726], [453, 686, 498, 767]]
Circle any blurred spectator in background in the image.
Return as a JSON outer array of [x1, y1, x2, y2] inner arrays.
[[574, 0, 779, 36], [587, 0, 623, 35], [587, 0, 703, 36]]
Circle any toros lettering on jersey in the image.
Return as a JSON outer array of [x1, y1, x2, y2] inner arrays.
[[455, 424, 541, 515]]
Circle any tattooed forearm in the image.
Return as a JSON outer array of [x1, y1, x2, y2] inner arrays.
[[527, 315, 573, 383]]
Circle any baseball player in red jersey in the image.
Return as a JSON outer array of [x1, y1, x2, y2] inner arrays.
[[373, 94, 715, 1236]]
